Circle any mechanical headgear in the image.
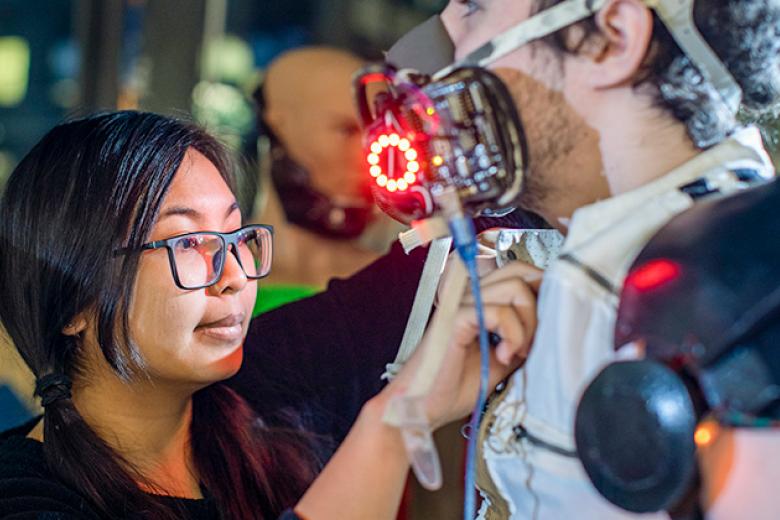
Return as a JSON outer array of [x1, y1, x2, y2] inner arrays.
[[355, 0, 743, 224]]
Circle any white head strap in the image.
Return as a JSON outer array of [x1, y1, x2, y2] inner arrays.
[[436, 0, 741, 113]]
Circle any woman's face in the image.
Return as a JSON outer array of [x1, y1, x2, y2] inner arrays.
[[128, 148, 257, 389]]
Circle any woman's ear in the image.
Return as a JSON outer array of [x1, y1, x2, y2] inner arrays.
[[586, 0, 654, 89], [62, 316, 88, 337]]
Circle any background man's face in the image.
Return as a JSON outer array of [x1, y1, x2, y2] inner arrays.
[[265, 48, 370, 205]]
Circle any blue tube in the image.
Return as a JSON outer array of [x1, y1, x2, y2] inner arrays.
[[449, 215, 490, 520]]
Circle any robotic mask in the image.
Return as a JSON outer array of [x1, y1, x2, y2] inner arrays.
[[356, 0, 743, 223]]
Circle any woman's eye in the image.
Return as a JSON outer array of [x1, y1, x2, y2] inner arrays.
[[237, 229, 256, 246], [175, 236, 201, 250]]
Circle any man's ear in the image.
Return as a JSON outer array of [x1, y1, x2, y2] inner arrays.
[[263, 102, 296, 150], [263, 105, 284, 137], [586, 0, 654, 89], [62, 315, 88, 337]]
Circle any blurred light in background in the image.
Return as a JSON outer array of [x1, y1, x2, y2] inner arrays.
[[203, 34, 254, 85], [192, 80, 254, 150], [192, 34, 256, 150], [0, 36, 30, 107]]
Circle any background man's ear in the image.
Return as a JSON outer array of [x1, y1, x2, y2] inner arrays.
[[262, 104, 292, 147]]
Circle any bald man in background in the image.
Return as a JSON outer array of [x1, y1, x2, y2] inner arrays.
[[252, 46, 403, 300]]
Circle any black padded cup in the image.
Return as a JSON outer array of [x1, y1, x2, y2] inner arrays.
[[575, 360, 698, 513]]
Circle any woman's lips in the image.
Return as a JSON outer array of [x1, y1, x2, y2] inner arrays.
[[196, 313, 245, 343]]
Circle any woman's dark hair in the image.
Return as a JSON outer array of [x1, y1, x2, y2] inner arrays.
[[0, 111, 320, 519], [534, 0, 780, 148]]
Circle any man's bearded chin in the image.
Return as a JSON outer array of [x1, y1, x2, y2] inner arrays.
[[494, 67, 606, 226], [494, 67, 567, 215]]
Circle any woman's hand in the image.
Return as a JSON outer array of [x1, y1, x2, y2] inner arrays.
[[387, 260, 543, 429], [295, 261, 543, 520]]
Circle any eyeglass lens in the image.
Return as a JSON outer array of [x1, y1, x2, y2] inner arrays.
[[170, 227, 271, 289]]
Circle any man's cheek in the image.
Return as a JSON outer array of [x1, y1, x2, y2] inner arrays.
[[453, 36, 480, 61], [452, 18, 503, 59]]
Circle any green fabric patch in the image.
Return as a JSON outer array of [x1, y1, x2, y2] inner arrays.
[[253, 284, 319, 316]]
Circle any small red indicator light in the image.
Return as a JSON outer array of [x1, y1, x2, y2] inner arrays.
[[626, 259, 682, 292]]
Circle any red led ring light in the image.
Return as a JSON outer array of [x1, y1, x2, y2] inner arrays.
[[366, 132, 421, 193]]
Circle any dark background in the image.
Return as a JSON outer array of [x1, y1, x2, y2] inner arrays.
[[0, 0, 445, 194]]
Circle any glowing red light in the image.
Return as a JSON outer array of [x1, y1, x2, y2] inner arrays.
[[359, 72, 390, 85], [366, 131, 423, 193], [626, 259, 681, 292]]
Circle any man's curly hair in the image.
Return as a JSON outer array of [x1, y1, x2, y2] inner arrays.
[[534, 0, 780, 148]]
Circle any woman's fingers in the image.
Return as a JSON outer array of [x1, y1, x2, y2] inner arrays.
[[465, 272, 538, 308], [483, 304, 531, 365], [453, 302, 531, 366], [457, 265, 540, 363], [402, 260, 542, 427], [444, 304, 527, 421], [468, 261, 544, 297], [488, 306, 528, 365], [437, 253, 498, 307]]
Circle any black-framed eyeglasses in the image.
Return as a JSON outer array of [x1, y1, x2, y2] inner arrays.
[[116, 224, 273, 290]]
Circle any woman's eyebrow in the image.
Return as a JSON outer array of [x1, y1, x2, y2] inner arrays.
[[159, 201, 239, 222], [159, 206, 201, 221], [225, 201, 240, 219]]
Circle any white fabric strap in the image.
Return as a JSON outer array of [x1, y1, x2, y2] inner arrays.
[[382, 236, 453, 380], [384, 256, 469, 424], [435, 0, 606, 79], [435, 0, 740, 114], [649, 0, 742, 112], [398, 217, 450, 254]]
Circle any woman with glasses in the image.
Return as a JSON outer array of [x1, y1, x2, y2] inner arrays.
[[0, 111, 534, 519]]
